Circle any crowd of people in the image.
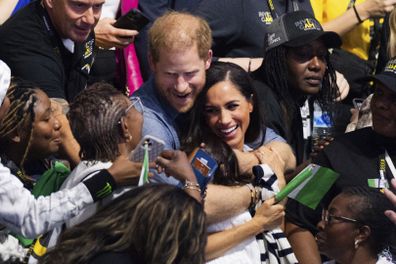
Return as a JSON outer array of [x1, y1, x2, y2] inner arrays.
[[0, 0, 396, 263]]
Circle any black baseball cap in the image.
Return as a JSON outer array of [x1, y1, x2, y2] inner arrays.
[[264, 10, 342, 51], [369, 58, 396, 93]]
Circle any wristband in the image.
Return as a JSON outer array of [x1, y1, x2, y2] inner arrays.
[[83, 169, 117, 202], [352, 5, 363, 24]]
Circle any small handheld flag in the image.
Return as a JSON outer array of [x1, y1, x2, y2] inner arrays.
[[138, 142, 150, 186], [275, 164, 339, 209]]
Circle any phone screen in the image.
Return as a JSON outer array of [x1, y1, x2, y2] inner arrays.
[[191, 149, 218, 195], [114, 9, 150, 31]]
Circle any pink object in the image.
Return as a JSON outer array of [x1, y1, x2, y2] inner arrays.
[[118, 0, 143, 96]]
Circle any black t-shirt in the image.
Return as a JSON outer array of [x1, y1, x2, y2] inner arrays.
[[251, 75, 309, 164], [0, 1, 95, 101], [286, 127, 396, 234], [195, 0, 313, 57]]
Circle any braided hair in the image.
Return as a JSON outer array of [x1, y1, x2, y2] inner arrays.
[[0, 79, 38, 182], [258, 45, 338, 123], [342, 186, 396, 255], [68, 82, 129, 162]]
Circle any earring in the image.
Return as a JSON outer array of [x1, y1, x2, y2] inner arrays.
[[354, 240, 360, 249], [124, 134, 132, 141]]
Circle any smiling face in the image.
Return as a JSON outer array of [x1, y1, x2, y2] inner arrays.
[[371, 82, 396, 139], [45, 0, 104, 42], [26, 90, 62, 160], [151, 45, 211, 113], [204, 81, 253, 150], [286, 39, 328, 95], [316, 194, 361, 262]]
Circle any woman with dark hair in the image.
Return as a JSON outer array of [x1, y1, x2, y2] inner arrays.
[[40, 184, 207, 264], [316, 186, 395, 263], [184, 61, 290, 263], [0, 79, 65, 261], [38, 83, 145, 255], [251, 10, 341, 164]]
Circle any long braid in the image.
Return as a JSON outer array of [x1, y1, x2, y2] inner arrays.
[[262, 46, 297, 120], [0, 79, 38, 183]]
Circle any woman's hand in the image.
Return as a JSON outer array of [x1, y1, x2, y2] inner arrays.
[[251, 197, 285, 232], [254, 146, 286, 188], [108, 155, 150, 186]]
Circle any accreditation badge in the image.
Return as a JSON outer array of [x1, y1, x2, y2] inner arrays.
[[367, 178, 389, 189]]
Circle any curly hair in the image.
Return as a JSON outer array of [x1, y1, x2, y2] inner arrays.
[[68, 82, 129, 162], [40, 184, 207, 264], [341, 186, 396, 256]]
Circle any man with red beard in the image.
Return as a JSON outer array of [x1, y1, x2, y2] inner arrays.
[[286, 57, 396, 263]]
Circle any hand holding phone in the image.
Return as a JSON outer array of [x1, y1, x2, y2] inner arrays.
[[130, 135, 165, 162], [113, 9, 150, 31]]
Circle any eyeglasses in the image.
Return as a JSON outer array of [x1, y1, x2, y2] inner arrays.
[[125, 96, 144, 114], [321, 209, 360, 225]]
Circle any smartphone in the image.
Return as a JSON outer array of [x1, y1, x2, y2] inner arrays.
[[113, 9, 150, 31], [352, 98, 364, 109], [130, 135, 165, 162], [190, 149, 218, 195]]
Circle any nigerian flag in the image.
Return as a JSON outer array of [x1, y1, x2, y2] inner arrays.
[[275, 164, 339, 209]]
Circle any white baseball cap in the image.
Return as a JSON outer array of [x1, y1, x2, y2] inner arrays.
[[0, 60, 11, 105]]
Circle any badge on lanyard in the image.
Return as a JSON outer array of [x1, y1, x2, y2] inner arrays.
[[368, 150, 395, 189]]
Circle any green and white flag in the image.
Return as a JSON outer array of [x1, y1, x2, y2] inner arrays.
[[138, 142, 150, 186], [275, 164, 339, 209]]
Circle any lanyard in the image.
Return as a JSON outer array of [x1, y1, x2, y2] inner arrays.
[[385, 150, 396, 179], [379, 150, 396, 180], [265, 0, 299, 20]]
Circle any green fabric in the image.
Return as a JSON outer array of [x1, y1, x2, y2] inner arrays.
[[276, 164, 339, 209], [31, 161, 70, 197], [16, 161, 70, 247]]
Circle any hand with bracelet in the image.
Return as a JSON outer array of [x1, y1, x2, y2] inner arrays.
[[155, 150, 202, 202]]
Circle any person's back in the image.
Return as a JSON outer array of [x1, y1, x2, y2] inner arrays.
[[195, 0, 314, 58]]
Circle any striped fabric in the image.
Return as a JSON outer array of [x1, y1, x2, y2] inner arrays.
[[254, 171, 298, 264]]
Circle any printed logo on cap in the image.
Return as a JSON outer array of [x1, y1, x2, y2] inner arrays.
[[295, 18, 322, 32], [384, 60, 396, 75]]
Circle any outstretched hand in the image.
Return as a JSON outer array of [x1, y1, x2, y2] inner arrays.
[[155, 150, 196, 182], [108, 154, 153, 186]]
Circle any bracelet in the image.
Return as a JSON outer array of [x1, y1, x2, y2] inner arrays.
[[183, 180, 201, 193], [246, 183, 256, 209], [352, 4, 363, 24], [184, 185, 202, 193]]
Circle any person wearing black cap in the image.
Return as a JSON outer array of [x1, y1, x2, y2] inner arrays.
[[251, 10, 342, 164], [286, 58, 396, 263]]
